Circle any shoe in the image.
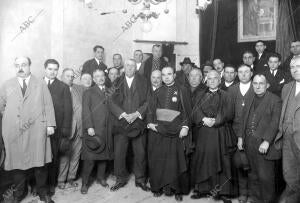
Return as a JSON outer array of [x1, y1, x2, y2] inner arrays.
[[57, 182, 65, 190], [110, 182, 127, 191], [97, 179, 109, 188], [49, 186, 55, 196], [153, 191, 163, 197], [190, 192, 208, 199], [66, 180, 78, 189], [163, 187, 174, 196], [80, 184, 88, 195], [135, 182, 150, 192], [238, 195, 247, 203], [31, 186, 37, 197], [175, 194, 183, 201], [40, 195, 55, 203]]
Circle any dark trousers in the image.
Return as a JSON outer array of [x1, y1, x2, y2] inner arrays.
[[81, 160, 106, 185], [48, 134, 60, 187], [114, 133, 146, 183], [245, 135, 275, 203], [281, 133, 300, 203], [11, 166, 48, 201], [237, 168, 249, 197]]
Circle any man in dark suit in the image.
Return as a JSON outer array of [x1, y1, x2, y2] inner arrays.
[[81, 45, 107, 76], [228, 64, 254, 203], [44, 59, 73, 195], [143, 44, 168, 83], [262, 53, 291, 97], [188, 68, 205, 106], [134, 50, 145, 76], [242, 50, 256, 73], [112, 53, 124, 73], [282, 40, 300, 74], [149, 69, 162, 95], [238, 74, 281, 203], [220, 64, 238, 91], [212, 58, 225, 78], [276, 56, 300, 203], [254, 40, 269, 74], [110, 59, 149, 192], [175, 57, 195, 88]]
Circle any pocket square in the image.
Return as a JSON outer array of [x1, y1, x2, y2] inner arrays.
[[279, 79, 285, 84]]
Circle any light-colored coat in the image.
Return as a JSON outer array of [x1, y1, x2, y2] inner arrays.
[[0, 75, 56, 170], [275, 81, 300, 151], [70, 84, 84, 139]]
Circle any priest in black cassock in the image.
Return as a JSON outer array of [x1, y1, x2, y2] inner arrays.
[[147, 66, 193, 202], [191, 70, 237, 203]]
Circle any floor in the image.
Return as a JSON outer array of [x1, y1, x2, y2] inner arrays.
[[20, 176, 238, 203]]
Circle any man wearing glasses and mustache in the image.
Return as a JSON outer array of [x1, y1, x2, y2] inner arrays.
[[0, 56, 56, 203]]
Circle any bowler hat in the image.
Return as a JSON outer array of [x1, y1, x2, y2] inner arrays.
[[83, 135, 106, 154], [180, 57, 195, 66], [233, 150, 250, 171]]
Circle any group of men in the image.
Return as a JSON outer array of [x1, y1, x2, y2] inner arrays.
[[0, 40, 300, 203]]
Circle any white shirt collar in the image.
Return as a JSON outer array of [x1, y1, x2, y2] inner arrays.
[[125, 76, 134, 88], [209, 88, 218, 92], [94, 58, 100, 65], [17, 74, 31, 88], [295, 81, 300, 96], [239, 82, 251, 96], [225, 81, 234, 87], [98, 84, 105, 90], [270, 69, 278, 76], [136, 62, 141, 71], [44, 77, 55, 85], [258, 53, 263, 59]]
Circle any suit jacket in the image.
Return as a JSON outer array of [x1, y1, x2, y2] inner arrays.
[[136, 62, 145, 76], [0, 75, 56, 170], [81, 58, 107, 76], [275, 81, 300, 151], [110, 74, 149, 136], [143, 56, 168, 82], [239, 91, 282, 160], [48, 78, 73, 137], [70, 84, 85, 139], [262, 68, 291, 97], [254, 51, 269, 74]]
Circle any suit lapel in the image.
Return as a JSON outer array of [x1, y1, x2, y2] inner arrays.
[[14, 78, 23, 100], [278, 82, 294, 131]]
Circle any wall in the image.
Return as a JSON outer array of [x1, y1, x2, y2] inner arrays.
[[0, 0, 199, 86]]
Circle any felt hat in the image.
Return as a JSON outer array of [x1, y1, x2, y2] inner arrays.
[[233, 149, 250, 171], [83, 134, 106, 154], [180, 57, 195, 66]]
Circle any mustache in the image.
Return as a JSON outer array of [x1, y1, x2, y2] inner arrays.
[[18, 70, 24, 73]]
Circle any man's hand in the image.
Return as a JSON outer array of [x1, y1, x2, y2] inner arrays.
[[87, 128, 95, 136], [202, 117, 215, 127], [47, 127, 55, 136], [259, 141, 269, 154], [127, 112, 140, 124], [179, 127, 189, 138], [237, 137, 243, 150], [147, 123, 158, 132]]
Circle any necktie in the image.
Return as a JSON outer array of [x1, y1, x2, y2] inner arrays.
[[48, 80, 51, 88], [22, 79, 27, 96], [271, 70, 275, 76]]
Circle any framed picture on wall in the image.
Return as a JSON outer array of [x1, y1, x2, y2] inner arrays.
[[237, 0, 278, 42]]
